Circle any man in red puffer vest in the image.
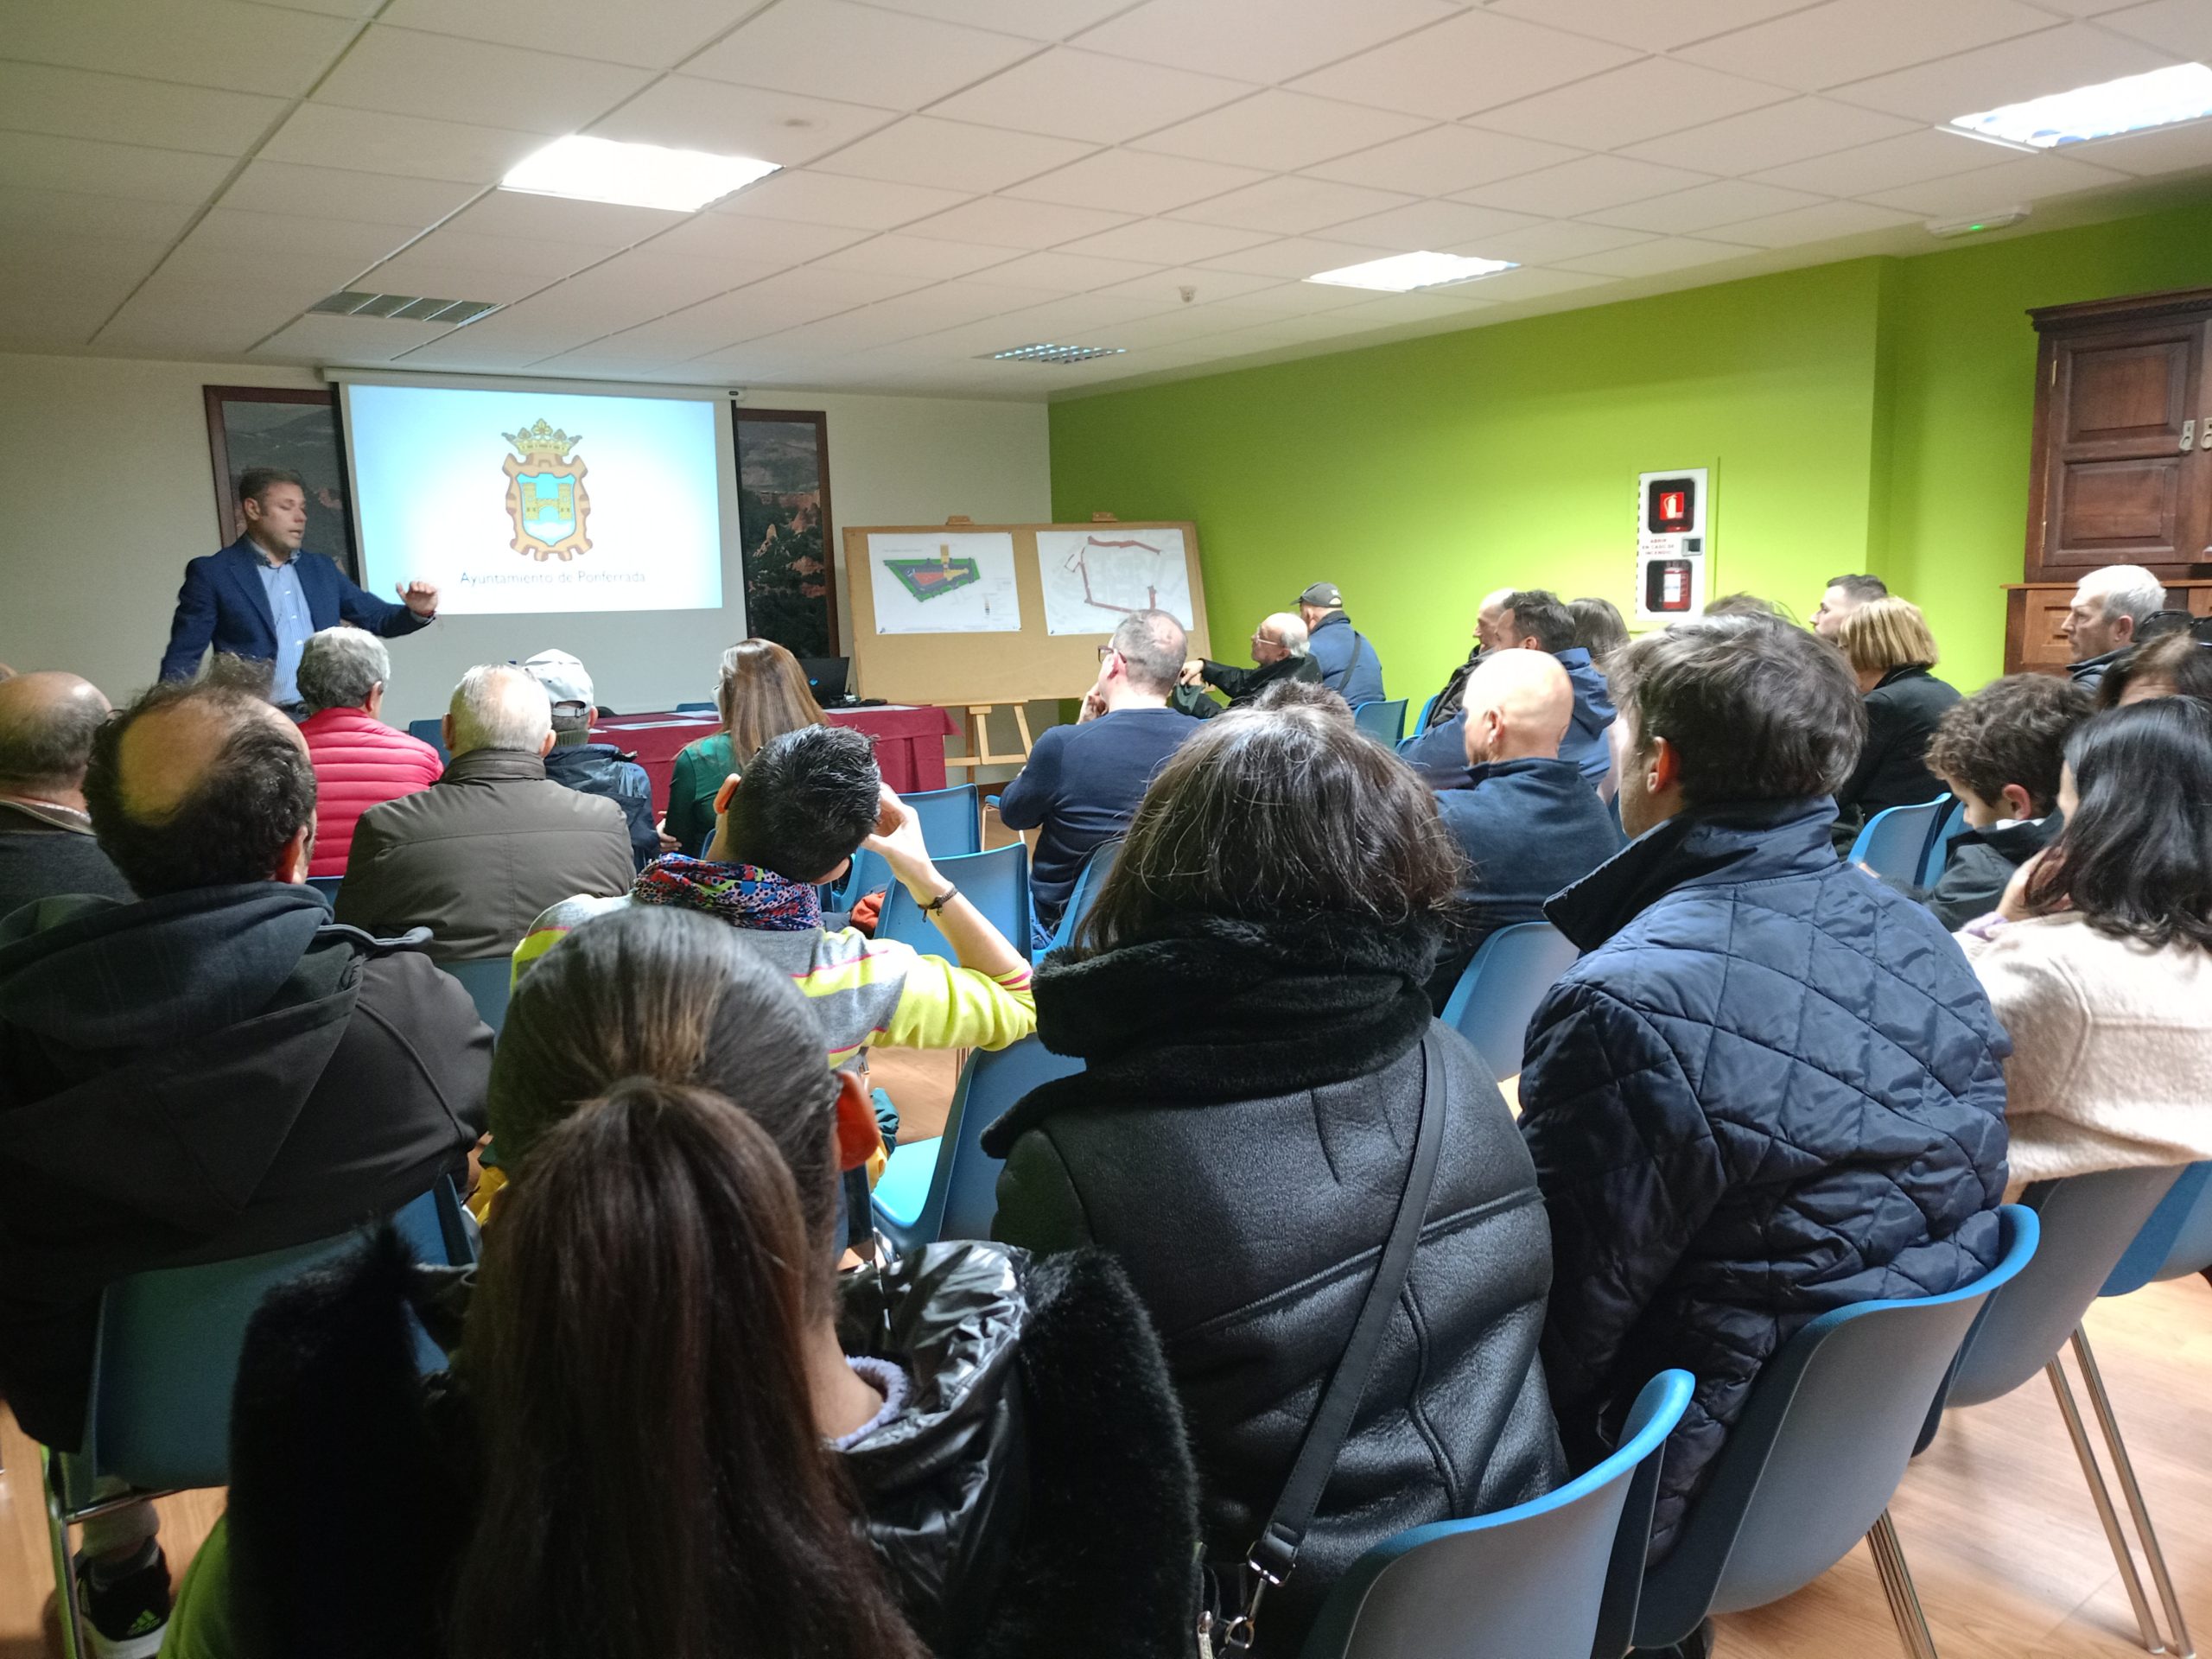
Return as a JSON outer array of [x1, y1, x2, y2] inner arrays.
[[296, 629, 442, 878]]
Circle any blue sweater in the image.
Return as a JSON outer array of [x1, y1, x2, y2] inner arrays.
[[1307, 612, 1385, 707]]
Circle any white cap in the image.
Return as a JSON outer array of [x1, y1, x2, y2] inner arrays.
[[520, 648, 593, 711]]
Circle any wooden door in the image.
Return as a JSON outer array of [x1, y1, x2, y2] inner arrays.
[[2030, 317, 2202, 572]]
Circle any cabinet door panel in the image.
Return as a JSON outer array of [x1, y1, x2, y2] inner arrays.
[[2037, 321, 2201, 570], [2048, 458, 2181, 565]]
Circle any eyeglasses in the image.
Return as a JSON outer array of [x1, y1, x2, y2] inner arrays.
[[1096, 645, 1122, 663]]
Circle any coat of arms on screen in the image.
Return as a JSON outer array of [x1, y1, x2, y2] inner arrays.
[[502, 419, 592, 561]]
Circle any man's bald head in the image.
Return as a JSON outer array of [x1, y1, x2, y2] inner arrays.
[[1462, 648, 1573, 768], [84, 679, 315, 896], [1250, 613, 1311, 665], [0, 672, 111, 802]]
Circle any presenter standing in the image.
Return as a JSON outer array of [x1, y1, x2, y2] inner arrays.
[[161, 467, 439, 711]]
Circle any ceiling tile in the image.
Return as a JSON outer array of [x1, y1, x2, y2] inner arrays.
[[1675, 0, 2063, 92], [1303, 124, 1585, 194], [1858, 151, 2136, 213], [1004, 149, 1272, 213], [1707, 198, 1919, 245], [1071, 0, 1459, 83], [1464, 219, 1655, 263], [1455, 154, 1713, 216], [313, 25, 652, 135], [1427, 264, 1615, 303], [447, 191, 690, 245], [900, 194, 1135, 247], [645, 209, 872, 264], [855, 0, 1135, 38], [1586, 178, 1829, 233], [1620, 97, 1923, 174], [251, 312, 459, 365], [928, 48, 1253, 143], [1748, 128, 2009, 194], [683, 0, 1039, 108], [367, 226, 612, 290], [519, 249, 785, 329], [2018, 0, 2145, 10], [713, 169, 975, 229], [1106, 302, 1294, 348], [2080, 112, 2212, 175], [1166, 175, 1421, 234], [965, 248, 1165, 289], [850, 279, 1070, 331], [0, 62, 289, 156], [588, 79, 899, 167], [1316, 199, 1541, 252], [814, 233, 1022, 278], [372, 0, 746, 70], [1134, 90, 1434, 171], [0, 186, 195, 246], [810, 116, 1096, 191], [388, 330, 563, 372], [1557, 236, 1758, 276], [2095, 0, 2212, 54], [1191, 235, 1405, 279], [1290, 10, 1643, 121], [1090, 264, 1306, 307], [1824, 23, 2177, 123], [159, 208, 414, 289], [509, 337, 688, 378], [1484, 0, 1831, 51], [1216, 275, 1376, 312], [0, 0, 358, 96], [259, 104, 550, 185], [218, 159, 481, 227], [1054, 218, 1279, 262], [1471, 58, 1793, 150], [0, 131, 235, 204]]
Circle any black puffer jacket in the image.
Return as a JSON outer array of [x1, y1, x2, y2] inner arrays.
[[219, 1236, 1197, 1659], [983, 913, 1566, 1655]]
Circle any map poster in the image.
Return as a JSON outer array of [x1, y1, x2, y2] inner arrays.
[[1037, 527, 1194, 635], [867, 531, 1022, 635]]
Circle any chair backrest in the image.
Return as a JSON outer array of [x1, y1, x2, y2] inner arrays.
[[1439, 922, 1583, 1081], [1943, 1166, 2183, 1408], [1415, 693, 1438, 735], [82, 1181, 472, 1491], [902, 783, 982, 858], [443, 956, 514, 1033], [877, 842, 1030, 957], [1300, 1370, 1694, 1659], [305, 875, 340, 907], [902, 1036, 1086, 1248], [1352, 698, 1408, 743], [1042, 836, 1122, 958], [1633, 1205, 2039, 1645], [1847, 795, 1948, 885], [674, 701, 715, 712], [405, 717, 450, 766], [1916, 796, 1967, 888], [2105, 1161, 2212, 1292]]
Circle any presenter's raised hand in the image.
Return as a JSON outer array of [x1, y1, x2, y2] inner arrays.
[[397, 581, 440, 618]]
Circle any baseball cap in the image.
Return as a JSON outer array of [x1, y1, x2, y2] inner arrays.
[[520, 648, 593, 711], [1295, 582, 1343, 607]]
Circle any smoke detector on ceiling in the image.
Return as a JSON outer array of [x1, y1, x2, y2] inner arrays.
[[1927, 206, 2030, 238]]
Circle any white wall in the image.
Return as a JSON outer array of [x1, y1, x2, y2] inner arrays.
[[0, 354, 1052, 726]]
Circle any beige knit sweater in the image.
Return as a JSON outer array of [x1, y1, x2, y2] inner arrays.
[[1958, 911, 2212, 1185]]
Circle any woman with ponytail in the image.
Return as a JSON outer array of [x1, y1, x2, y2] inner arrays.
[[168, 906, 1198, 1659]]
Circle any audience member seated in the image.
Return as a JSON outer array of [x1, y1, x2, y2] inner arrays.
[[998, 608, 1200, 939], [1808, 571, 1887, 638], [2097, 629, 2212, 709], [519, 725, 1034, 1069], [1831, 596, 1961, 845], [1414, 588, 1512, 737], [1898, 674, 2089, 930], [164, 907, 1198, 1659], [1958, 698, 2212, 1185], [521, 648, 658, 870], [0, 675, 487, 1652], [1294, 580, 1385, 705], [2062, 563, 2169, 690], [1174, 612, 1321, 716], [1568, 595, 1629, 665], [1402, 589, 1615, 789], [295, 628, 442, 879], [1427, 650, 1624, 1010], [0, 671, 130, 918], [1703, 591, 1796, 620], [336, 664, 632, 963], [1517, 615, 2008, 1562], [985, 701, 1564, 1653], [666, 639, 824, 855]]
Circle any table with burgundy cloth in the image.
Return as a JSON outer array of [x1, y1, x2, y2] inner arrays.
[[591, 705, 959, 817]]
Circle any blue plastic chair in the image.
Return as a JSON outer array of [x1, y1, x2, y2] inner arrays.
[[1352, 698, 1408, 744], [1439, 922, 1581, 1081], [1299, 1370, 1694, 1659], [1847, 795, 1950, 886], [1630, 1205, 2039, 1656], [1037, 836, 1122, 963], [1933, 1166, 2192, 1656], [1916, 797, 1967, 889], [872, 1035, 1084, 1254], [406, 717, 450, 766], [675, 701, 715, 713], [876, 842, 1031, 959], [305, 874, 340, 907], [443, 957, 513, 1033], [902, 783, 982, 858], [1414, 692, 1438, 735], [2105, 1160, 2212, 1292]]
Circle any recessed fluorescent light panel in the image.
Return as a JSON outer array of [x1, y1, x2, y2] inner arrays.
[[500, 135, 779, 212], [1948, 61, 2212, 150], [1305, 251, 1517, 293], [985, 342, 1127, 364]]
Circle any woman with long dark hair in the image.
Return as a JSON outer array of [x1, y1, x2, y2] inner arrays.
[[664, 639, 824, 854], [983, 698, 1564, 1656], [1960, 696, 2212, 1183], [166, 907, 1197, 1659]]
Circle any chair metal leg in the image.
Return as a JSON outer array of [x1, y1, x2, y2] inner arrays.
[[2048, 1357, 2166, 1654], [41, 1447, 86, 1659], [1866, 1509, 1942, 1659], [2073, 1327, 2196, 1659]]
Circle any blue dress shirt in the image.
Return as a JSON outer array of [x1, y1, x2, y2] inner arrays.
[[255, 556, 314, 704]]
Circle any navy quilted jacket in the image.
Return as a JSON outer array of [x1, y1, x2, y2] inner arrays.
[[1517, 798, 2009, 1558]]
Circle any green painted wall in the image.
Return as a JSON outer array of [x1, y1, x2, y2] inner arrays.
[[1049, 196, 2212, 700]]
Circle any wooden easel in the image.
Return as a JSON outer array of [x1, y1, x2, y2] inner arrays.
[[945, 702, 1034, 772]]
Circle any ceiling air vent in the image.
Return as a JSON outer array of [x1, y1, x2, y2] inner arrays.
[[983, 341, 1127, 365], [308, 290, 500, 325]]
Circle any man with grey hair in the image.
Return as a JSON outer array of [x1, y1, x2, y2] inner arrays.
[[2062, 563, 2170, 690], [296, 627, 443, 878], [335, 664, 632, 961], [999, 608, 1202, 935], [1175, 610, 1321, 716], [0, 671, 131, 918], [522, 648, 659, 870]]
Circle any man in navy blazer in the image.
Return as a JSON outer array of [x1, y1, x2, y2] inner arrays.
[[162, 467, 438, 705]]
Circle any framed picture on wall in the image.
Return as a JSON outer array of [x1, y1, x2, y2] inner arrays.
[[203, 385, 359, 579], [734, 407, 836, 658]]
